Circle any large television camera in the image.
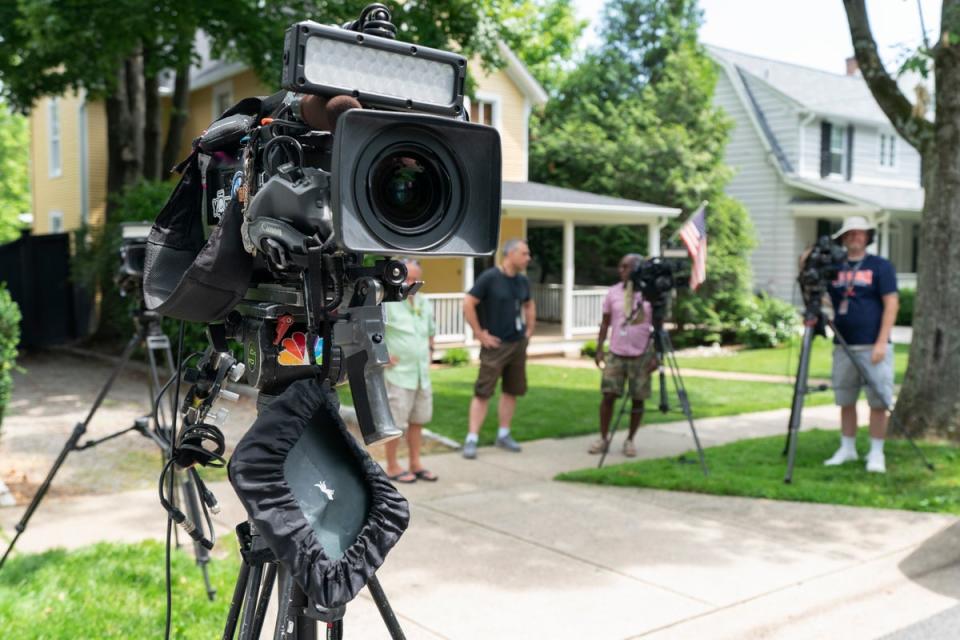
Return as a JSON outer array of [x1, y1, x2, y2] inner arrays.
[[629, 254, 689, 322], [143, 4, 503, 446]]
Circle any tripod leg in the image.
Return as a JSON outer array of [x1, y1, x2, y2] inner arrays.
[[659, 330, 709, 477], [597, 394, 630, 469], [250, 562, 277, 640], [223, 560, 252, 640], [827, 320, 935, 472], [0, 333, 142, 570], [367, 575, 406, 640], [274, 567, 318, 640], [784, 325, 816, 484]]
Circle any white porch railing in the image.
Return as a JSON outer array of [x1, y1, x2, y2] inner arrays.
[[531, 283, 562, 321], [425, 286, 607, 343], [572, 289, 606, 333], [898, 272, 917, 290], [423, 293, 467, 343]]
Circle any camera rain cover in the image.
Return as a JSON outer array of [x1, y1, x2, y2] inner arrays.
[[229, 378, 410, 608], [142, 96, 276, 322]]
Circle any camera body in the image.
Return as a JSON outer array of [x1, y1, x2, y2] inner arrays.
[[630, 256, 689, 306], [799, 235, 847, 294]]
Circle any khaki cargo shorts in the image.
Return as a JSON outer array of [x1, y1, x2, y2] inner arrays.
[[474, 337, 529, 398], [601, 351, 655, 401], [386, 381, 433, 429]]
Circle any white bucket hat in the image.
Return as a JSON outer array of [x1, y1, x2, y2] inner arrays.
[[832, 215, 875, 240]]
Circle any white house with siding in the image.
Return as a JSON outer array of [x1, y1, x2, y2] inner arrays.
[[708, 46, 924, 302]]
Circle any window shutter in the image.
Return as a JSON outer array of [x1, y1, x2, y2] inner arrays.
[[820, 121, 831, 177], [845, 126, 854, 180]]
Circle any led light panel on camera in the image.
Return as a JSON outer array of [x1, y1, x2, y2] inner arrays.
[[282, 21, 466, 117]]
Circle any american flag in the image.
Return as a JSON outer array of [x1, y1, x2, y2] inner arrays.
[[679, 204, 708, 291]]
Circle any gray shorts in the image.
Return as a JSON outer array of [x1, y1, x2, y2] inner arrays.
[[386, 381, 433, 430], [831, 345, 894, 409]]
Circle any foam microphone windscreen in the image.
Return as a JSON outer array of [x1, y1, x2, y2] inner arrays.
[[299, 94, 363, 133]]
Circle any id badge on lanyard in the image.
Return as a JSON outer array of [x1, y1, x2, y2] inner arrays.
[[838, 261, 862, 316]]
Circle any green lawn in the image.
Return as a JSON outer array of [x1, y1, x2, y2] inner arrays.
[[558, 429, 960, 514], [0, 537, 241, 639], [676, 338, 910, 383], [342, 364, 831, 446]]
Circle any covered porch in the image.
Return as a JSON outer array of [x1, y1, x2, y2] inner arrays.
[[421, 181, 680, 356]]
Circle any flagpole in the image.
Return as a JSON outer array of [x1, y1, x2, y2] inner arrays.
[[666, 199, 708, 246]]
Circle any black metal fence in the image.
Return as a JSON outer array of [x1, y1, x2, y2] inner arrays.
[[0, 231, 91, 348]]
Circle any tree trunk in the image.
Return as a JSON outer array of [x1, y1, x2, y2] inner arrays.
[[104, 53, 145, 220], [843, 0, 960, 439], [161, 63, 191, 175], [893, 46, 960, 440], [143, 60, 162, 181]]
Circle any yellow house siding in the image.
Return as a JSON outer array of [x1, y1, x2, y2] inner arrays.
[[86, 101, 108, 228], [418, 257, 463, 293], [30, 93, 86, 233], [471, 67, 528, 182]]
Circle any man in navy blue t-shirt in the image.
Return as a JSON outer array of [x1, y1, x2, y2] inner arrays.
[[824, 216, 899, 473]]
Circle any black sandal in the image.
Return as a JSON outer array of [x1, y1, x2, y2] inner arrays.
[[413, 469, 438, 482]]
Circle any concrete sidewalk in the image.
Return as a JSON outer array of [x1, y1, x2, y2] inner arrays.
[[2, 400, 957, 639]]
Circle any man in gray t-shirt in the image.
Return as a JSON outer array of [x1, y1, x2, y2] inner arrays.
[[461, 239, 535, 459]]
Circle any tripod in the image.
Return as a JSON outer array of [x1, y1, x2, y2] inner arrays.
[[0, 305, 218, 599], [782, 307, 934, 484], [599, 301, 709, 476]]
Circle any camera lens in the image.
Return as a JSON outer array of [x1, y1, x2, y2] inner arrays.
[[369, 145, 449, 235]]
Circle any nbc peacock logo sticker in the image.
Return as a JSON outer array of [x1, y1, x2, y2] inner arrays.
[[277, 332, 323, 366]]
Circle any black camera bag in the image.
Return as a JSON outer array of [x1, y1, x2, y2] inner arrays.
[[228, 378, 410, 608]]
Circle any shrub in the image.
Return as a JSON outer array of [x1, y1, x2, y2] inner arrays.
[[0, 284, 21, 432], [737, 294, 799, 349], [440, 347, 470, 366], [896, 288, 915, 326], [580, 339, 597, 358]]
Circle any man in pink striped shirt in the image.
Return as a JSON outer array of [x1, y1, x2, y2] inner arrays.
[[591, 254, 656, 457]]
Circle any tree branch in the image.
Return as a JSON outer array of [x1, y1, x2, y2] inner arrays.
[[843, 0, 934, 151]]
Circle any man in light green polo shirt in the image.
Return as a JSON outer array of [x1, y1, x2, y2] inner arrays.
[[384, 260, 438, 483]]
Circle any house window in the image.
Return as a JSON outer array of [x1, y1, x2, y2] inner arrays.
[[829, 125, 845, 175], [213, 82, 233, 120], [49, 211, 63, 233], [470, 99, 494, 126], [879, 133, 896, 168], [48, 98, 62, 177]]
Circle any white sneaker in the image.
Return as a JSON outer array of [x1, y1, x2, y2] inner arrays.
[[866, 452, 886, 473], [823, 448, 858, 466]]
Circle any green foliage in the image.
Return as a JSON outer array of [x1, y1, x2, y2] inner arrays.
[[559, 429, 960, 515], [580, 339, 597, 358], [440, 347, 470, 366], [530, 0, 755, 343], [736, 295, 799, 349], [896, 288, 915, 326], [0, 284, 21, 432], [72, 180, 174, 341], [0, 102, 29, 243]]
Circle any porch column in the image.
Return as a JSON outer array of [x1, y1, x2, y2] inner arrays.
[[879, 214, 891, 259], [562, 220, 575, 340], [463, 258, 474, 344], [648, 219, 661, 257]]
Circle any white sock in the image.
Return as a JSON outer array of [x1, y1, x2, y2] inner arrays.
[[497, 426, 510, 439], [841, 435, 857, 453], [870, 438, 885, 456], [465, 433, 479, 444]]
